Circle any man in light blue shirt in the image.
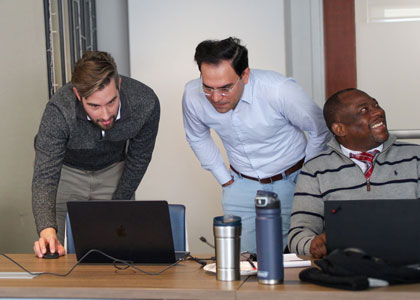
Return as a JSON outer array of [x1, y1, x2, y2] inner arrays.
[[182, 37, 331, 253]]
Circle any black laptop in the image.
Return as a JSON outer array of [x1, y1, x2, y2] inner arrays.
[[67, 200, 188, 263], [324, 199, 420, 265]]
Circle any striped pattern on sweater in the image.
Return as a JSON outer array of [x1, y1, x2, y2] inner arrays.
[[288, 136, 420, 255]]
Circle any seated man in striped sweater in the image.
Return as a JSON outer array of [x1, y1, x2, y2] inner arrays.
[[288, 88, 420, 258]]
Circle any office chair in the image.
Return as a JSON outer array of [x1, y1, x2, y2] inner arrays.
[[168, 204, 187, 252], [65, 213, 76, 254], [65, 203, 187, 253]]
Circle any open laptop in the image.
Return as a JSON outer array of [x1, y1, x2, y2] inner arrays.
[[67, 200, 189, 263], [324, 199, 420, 265]]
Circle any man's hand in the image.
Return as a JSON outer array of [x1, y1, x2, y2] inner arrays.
[[309, 233, 327, 258], [33, 227, 66, 258], [222, 177, 234, 187]]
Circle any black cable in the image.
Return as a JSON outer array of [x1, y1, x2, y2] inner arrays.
[[0, 250, 191, 277], [185, 254, 216, 267], [240, 251, 257, 261], [199, 236, 215, 249], [189, 256, 215, 261]]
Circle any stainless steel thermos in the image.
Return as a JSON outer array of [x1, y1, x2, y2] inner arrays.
[[255, 190, 284, 284], [213, 215, 242, 281]]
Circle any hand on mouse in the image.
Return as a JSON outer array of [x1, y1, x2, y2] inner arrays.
[[33, 227, 66, 258]]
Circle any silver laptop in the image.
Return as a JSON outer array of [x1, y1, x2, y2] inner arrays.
[[325, 199, 420, 265], [67, 200, 188, 263]]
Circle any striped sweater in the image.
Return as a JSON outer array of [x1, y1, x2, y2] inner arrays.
[[288, 136, 420, 255]]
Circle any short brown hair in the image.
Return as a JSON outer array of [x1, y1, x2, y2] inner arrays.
[[71, 51, 119, 98]]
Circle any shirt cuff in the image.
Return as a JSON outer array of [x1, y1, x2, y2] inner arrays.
[[211, 164, 232, 185]]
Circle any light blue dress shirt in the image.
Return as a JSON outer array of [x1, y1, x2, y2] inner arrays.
[[182, 69, 331, 185]]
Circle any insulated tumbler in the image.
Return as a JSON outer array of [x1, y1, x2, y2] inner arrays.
[[213, 215, 241, 281], [255, 190, 284, 284]]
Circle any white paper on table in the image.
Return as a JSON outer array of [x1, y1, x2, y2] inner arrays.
[[203, 261, 258, 275], [283, 253, 312, 268], [203, 253, 311, 275]]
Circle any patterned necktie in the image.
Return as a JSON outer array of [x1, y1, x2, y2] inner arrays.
[[349, 150, 379, 179]]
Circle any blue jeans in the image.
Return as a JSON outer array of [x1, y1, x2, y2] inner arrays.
[[222, 169, 300, 253]]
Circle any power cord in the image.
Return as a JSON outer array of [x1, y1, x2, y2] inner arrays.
[[199, 236, 215, 249], [0, 250, 200, 277], [197, 236, 216, 262], [185, 253, 216, 267]]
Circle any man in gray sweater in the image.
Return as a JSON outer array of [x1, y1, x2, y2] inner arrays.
[[288, 88, 420, 257], [32, 51, 160, 257]]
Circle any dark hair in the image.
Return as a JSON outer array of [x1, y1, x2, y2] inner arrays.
[[323, 88, 359, 131], [71, 51, 119, 98], [194, 37, 248, 76]]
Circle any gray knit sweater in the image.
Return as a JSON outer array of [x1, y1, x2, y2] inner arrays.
[[288, 136, 420, 255], [32, 76, 160, 234]]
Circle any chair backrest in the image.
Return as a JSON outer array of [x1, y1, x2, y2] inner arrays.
[[168, 204, 186, 252], [65, 213, 76, 254], [66, 203, 186, 254]]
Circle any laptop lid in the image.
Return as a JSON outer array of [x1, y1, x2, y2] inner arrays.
[[67, 200, 186, 263], [325, 199, 420, 265]]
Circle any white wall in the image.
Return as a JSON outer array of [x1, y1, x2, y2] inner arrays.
[[284, 0, 325, 107], [128, 0, 286, 253], [0, 0, 48, 252], [355, 0, 420, 133], [96, 0, 130, 76]]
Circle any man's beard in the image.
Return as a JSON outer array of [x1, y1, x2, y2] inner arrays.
[[94, 115, 116, 130]]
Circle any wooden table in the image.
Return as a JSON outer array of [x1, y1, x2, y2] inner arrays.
[[0, 254, 241, 299], [1, 254, 419, 299]]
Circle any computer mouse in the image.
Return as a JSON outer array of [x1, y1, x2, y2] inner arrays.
[[43, 251, 59, 259]]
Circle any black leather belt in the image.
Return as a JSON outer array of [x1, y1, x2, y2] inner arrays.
[[230, 158, 304, 184]]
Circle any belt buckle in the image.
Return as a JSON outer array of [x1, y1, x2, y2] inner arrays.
[[259, 177, 273, 184]]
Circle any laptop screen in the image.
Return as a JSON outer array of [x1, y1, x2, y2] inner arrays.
[[67, 200, 180, 263], [324, 199, 420, 265]]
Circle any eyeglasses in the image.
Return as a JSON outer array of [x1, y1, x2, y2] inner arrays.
[[202, 76, 241, 97]]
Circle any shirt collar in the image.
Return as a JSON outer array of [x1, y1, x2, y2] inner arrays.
[[240, 70, 253, 105], [340, 143, 383, 158]]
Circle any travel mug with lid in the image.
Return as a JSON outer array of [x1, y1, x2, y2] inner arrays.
[[255, 190, 284, 284], [213, 215, 241, 281]]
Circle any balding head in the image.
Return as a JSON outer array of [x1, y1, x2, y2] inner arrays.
[[323, 88, 370, 131], [323, 88, 389, 151]]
